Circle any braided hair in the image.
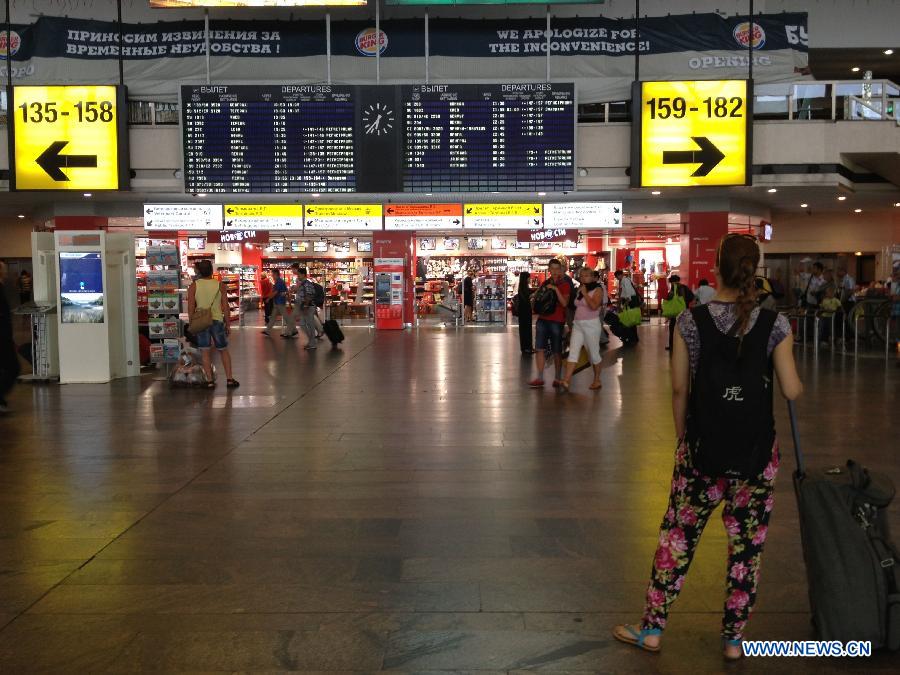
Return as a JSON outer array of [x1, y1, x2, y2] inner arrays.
[[716, 234, 760, 343]]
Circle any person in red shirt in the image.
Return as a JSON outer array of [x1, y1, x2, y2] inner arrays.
[[259, 272, 275, 326], [529, 259, 574, 388]]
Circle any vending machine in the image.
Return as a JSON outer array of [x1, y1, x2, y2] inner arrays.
[[374, 257, 404, 330]]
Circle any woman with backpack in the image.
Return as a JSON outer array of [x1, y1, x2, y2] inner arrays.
[[613, 234, 802, 660]]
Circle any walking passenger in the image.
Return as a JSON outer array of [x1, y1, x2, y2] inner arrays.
[[262, 268, 294, 337], [187, 260, 239, 389], [0, 262, 20, 413], [529, 259, 573, 388], [560, 266, 604, 391], [665, 275, 694, 351], [293, 267, 319, 350], [694, 278, 715, 305], [516, 271, 534, 354], [613, 234, 802, 660]]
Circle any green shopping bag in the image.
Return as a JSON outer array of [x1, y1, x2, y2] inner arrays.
[[661, 293, 686, 318], [618, 306, 642, 328]]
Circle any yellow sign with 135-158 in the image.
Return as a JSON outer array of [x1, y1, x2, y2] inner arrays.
[[634, 80, 750, 188], [11, 85, 128, 191]]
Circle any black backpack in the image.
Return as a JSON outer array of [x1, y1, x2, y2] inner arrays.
[[312, 282, 325, 308], [532, 283, 558, 316], [685, 305, 778, 480]]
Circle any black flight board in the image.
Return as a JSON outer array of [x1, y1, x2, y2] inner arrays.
[[181, 83, 575, 194], [403, 83, 575, 192]]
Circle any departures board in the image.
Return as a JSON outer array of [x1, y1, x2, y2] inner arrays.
[[181, 83, 575, 194]]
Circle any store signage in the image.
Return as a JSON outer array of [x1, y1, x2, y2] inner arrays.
[[543, 202, 622, 229], [384, 203, 463, 230], [463, 203, 543, 230], [303, 204, 382, 231], [10, 85, 128, 191], [517, 228, 577, 244], [633, 79, 750, 187], [207, 230, 270, 244], [143, 204, 224, 231], [223, 204, 303, 230]]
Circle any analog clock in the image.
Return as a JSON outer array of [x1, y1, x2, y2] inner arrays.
[[362, 102, 395, 136]]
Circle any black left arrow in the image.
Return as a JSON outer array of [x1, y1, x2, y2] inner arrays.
[[36, 141, 98, 181], [662, 136, 725, 177]]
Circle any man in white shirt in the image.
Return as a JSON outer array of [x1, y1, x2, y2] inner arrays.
[[694, 278, 716, 305], [835, 268, 855, 304], [805, 262, 826, 308]]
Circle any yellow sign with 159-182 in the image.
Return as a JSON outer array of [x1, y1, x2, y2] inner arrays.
[[634, 80, 750, 188], [11, 85, 128, 191]]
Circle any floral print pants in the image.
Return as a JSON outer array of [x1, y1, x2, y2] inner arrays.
[[641, 440, 779, 640]]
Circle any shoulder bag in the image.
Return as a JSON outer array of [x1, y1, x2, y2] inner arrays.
[[188, 282, 220, 334]]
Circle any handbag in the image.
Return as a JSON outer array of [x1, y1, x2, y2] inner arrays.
[[618, 305, 642, 328], [662, 285, 687, 318], [188, 283, 220, 334]]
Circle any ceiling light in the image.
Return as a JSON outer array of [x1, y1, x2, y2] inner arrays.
[[17, 214, 25, 219], [854, 208, 862, 213], [196, 193, 206, 197], [800, 203, 808, 208], [83, 192, 92, 198], [618, 237, 627, 245], [885, 49, 894, 55], [651, 190, 661, 195], [837, 195, 847, 201], [767, 188, 777, 193], [851, 66, 860, 72], [538, 192, 546, 196], [855, 251, 862, 256], [894, 202, 900, 207], [311, 193, 320, 198]]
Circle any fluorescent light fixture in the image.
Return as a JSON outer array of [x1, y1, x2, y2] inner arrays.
[[651, 190, 661, 195], [538, 192, 546, 196], [837, 195, 847, 201], [83, 192, 92, 197], [851, 66, 860, 72], [800, 203, 808, 208], [17, 214, 25, 219], [311, 193, 320, 198], [854, 208, 862, 213], [767, 188, 777, 193]]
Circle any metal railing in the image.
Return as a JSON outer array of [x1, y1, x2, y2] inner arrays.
[[785, 298, 898, 363], [577, 79, 900, 124]]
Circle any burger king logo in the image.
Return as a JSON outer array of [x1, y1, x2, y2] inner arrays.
[[0, 30, 21, 59], [733, 22, 765, 49], [355, 27, 387, 57]]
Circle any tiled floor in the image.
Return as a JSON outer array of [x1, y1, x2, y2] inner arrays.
[[0, 319, 897, 672]]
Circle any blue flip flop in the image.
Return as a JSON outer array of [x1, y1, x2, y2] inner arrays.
[[612, 625, 662, 653]]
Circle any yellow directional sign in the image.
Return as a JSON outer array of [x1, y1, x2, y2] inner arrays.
[[11, 85, 128, 191], [464, 203, 542, 217], [304, 204, 381, 218], [224, 205, 302, 218], [634, 80, 750, 188]]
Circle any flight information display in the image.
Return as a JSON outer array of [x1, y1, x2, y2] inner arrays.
[[403, 83, 575, 192], [181, 83, 575, 194], [182, 85, 356, 194]]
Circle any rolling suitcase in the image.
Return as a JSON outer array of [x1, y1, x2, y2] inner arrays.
[[323, 319, 344, 346], [788, 400, 900, 650]]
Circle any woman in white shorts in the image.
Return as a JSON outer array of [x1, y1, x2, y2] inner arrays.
[[560, 266, 605, 391]]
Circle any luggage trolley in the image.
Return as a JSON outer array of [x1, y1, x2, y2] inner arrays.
[[13, 303, 57, 382]]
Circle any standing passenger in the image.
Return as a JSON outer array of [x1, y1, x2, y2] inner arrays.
[[516, 272, 534, 354], [187, 260, 239, 389], [613, 234, 802, 660]]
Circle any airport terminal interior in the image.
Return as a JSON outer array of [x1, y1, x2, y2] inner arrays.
[[0, 0, 899, 672]]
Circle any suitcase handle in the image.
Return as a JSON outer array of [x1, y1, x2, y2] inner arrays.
[[787, 400, 806, 477]]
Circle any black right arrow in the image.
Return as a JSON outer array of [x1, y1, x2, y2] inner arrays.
[[36, 141, 98, 181], [452, 219, 460, 225], [662, 136, 725, 177]]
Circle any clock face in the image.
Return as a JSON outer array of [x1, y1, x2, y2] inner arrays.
[[362, 102, 395, 136]]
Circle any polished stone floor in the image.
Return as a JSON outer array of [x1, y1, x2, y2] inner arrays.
[[0, 320, 897, 672]]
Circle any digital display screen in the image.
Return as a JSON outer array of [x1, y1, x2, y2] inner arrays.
[[468, 238, 485, 250], [182, 83, 575, 194], [443, 237, 459, 251], [59, 252, 104, 323], [152, 1, 365, 7], [188, 237, 206, 250], [314, 241, 328, 252], [420, 238, 436, 251], [357, 240, 372, 252]]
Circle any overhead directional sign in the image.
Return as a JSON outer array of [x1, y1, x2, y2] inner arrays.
[[223, 205, 303, 230], [463, 203, 543, 230], [632, 79, 750, 188], [384, 204, 463, 230], [544, 202, 623, 229], [11, 85, 128, 191], [303, 204, 382, 231], [143, 204, 224, 231]]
